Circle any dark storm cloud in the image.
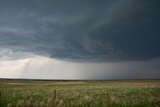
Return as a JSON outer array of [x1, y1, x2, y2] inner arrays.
[[0, 0, 160, 61]]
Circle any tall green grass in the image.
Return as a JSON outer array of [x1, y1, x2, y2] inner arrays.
[[0, 80, 160, 107]]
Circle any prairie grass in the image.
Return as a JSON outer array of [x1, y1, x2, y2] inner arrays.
[[0, 80, 160, 107]]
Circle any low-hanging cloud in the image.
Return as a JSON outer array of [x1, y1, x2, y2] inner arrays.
[[0, 0, 160, 61]]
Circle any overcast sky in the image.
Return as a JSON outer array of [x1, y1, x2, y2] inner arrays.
[[0, 0, 160, 79]]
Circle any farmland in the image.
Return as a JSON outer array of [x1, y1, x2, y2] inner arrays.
[[0, 79, 160, 107]]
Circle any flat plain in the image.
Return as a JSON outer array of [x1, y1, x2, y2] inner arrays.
[[0, 79, 160, 107]]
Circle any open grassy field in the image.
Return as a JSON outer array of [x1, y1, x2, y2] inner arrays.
[[0, 80, 160, 107]]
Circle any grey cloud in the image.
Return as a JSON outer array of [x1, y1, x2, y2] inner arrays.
[[0, 0, 160, 62]]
